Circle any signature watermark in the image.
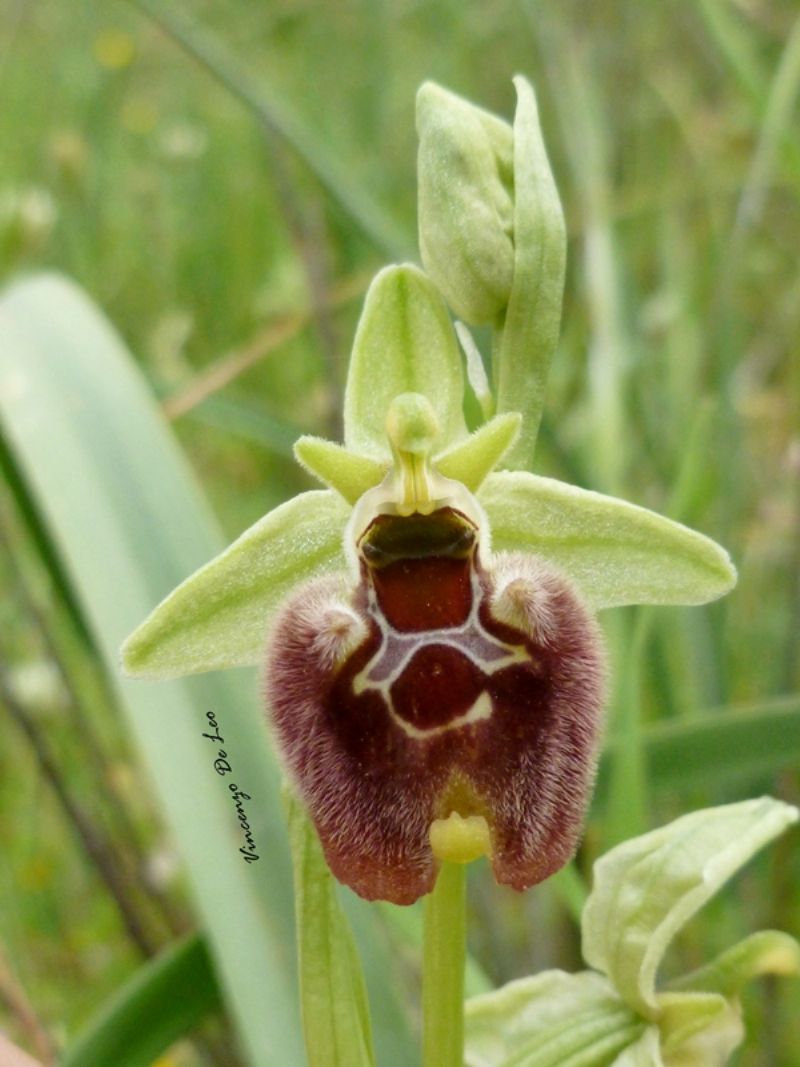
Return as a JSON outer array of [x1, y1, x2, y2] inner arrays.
[[202, 710, 260, 863]]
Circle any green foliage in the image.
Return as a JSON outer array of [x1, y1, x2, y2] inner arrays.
[[465, 800, 800, 1067], [285, 792, 378, 1067], [1, 2, 799, 1064], [60, 935, 220, 1067]]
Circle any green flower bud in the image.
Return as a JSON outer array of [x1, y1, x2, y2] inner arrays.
[[417, 81, 515, 325], [417, 77, 567, 470]]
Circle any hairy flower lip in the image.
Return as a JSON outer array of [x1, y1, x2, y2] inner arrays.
[[265, 483, 607, 905]]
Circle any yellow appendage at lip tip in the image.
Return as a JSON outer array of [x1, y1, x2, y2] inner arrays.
[[430, 812, 491, 864]]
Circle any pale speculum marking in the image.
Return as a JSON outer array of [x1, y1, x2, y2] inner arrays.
[[352, 561, 531, 739]]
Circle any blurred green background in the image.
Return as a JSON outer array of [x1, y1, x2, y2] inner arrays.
[[1, 1, 798, 1064]]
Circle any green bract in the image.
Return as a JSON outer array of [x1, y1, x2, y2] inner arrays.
[[122, 261, 735, 682], [465, 798, 800, 1067]]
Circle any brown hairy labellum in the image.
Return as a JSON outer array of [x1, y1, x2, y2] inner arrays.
[[265, 497, 605, 905]]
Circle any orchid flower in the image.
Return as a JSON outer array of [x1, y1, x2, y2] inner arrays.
[[121, 260, 734, 905], [121, 79, 735, 907]]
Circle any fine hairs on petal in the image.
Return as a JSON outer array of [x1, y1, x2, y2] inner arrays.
[[265, 535, 607, 904]]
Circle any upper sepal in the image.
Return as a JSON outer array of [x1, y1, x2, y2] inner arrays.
[[343, 264, 468, 460], [121, 490, 350, 679], [479, 471, 737, 609]]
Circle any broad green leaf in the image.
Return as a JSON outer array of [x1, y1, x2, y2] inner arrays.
[[122, 489, 350, 679], [294, 435, 386, 503], [494, 77, 567, 470], [434, 412, 521, 492], [61, 934, 220, 1067], [465, 971, 642, 1067], [343, 264, 468, 459], [0, 273, 302, 1066], [479, 471, 736, 608], [286, 791, 376, 1067], [581, 798, 799, 1016]]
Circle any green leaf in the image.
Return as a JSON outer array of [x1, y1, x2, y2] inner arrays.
[[343, 264, 468, 460], [61, 934, 220, 1067], [434, 412, 520, 492], [493, 76, 567, 470], [122, 489, 350, 679], [286, 791, 376, 1067], [581, 797, 799, 1016], [0, 273, 303, 1065], [294, 435, 386, 503], [479, 471, 736, 608], [465, 971, 642, 1067]]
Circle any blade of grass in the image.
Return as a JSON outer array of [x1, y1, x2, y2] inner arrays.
[[61, 934, 220, 1067], [596, 695, 800, 799], [0, 273, 302, 1066], [126, 0, 412, 261]]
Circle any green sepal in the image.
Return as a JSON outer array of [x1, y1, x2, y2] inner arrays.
[[434, 412, 521, 493], [479, 471, 737, 608], [285, 789, 376, 1067], [581, 797, 799, 1016], [294, 435, 387, 503], [343, 264, 468, 460], [465, 971, 643, 1067], [121, 490, 350, 679]]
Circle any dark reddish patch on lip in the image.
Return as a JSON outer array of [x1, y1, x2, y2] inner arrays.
[[265, 508, 605, 906], [361, 510, 476, 632], [390, 644, 486, 730]]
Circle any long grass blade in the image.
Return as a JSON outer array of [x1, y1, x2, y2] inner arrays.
[[61, 934, 220, 1067], [0, 273, 302, 1066]]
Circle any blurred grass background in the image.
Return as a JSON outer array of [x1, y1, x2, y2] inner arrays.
[[1, 0, 798, 1064]]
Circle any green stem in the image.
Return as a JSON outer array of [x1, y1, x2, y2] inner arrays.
[[422, 862, 466, 1067]]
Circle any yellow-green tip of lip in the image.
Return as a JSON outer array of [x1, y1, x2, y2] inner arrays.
[[430, 813, 491, 864]]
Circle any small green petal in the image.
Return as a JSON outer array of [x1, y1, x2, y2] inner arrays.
[[343, 264, 468, 460], [465, 971, 643, 1067], [669, 930, 800, 998], [121, 490, 350, 679], [435, 413, 521, 493], [581, 798, 799, 1016], [479, 471, 737, 608], [294, 436, 386, 504]]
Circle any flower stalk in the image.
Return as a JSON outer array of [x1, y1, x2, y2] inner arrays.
[[422, 860, 467, 1067]]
